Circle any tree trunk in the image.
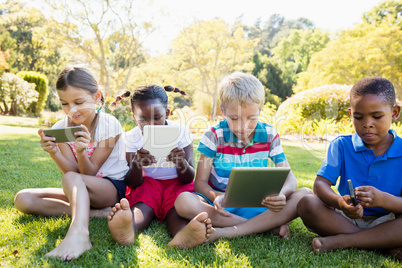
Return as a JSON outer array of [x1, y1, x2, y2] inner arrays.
[[210, 81, 219, 121]]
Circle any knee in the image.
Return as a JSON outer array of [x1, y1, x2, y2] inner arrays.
[[14, 189, 35, 214], [62, 171, 84, 189], [297, 194, 320, 219], [296, 187, 313, 197], [174, 192, 194, 215]]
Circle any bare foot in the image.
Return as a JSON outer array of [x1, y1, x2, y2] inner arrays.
[[168, 212, 212, 249], [312, 237, 327, 253], [45, 228, 92, 261], [107, 198, 135, 245], [90, 207, 112, 218], [271, 224, 291, 239]]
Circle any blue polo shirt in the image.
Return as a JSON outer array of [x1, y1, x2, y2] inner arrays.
[[317, 129, 402, 216], [198, 119, 286, 191]]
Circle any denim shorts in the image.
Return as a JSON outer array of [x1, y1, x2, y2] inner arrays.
[[104, 177, 126, 200], [193, 192, 267, 220]]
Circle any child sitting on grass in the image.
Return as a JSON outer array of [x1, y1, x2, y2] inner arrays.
[[14, 64, 129, 260], [107, 85, 212, 249], [297, 77, 402, 260], [172, 72, 311, 245]]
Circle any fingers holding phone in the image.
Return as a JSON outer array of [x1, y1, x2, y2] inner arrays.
[[74, 125, 91, 153], [339, 195, 363, 219], [38, 128, 59, 155]]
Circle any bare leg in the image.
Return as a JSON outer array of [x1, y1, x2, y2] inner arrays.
[[209, 188, 310, 242], [312, 217, 402, 260], [108, 200, 155, 245], [167, 208, 212, 249], [14, 188, 113, 218], [45, 172, 119, 261], [297, 194, 361, 237], [175, 192, 247, 227]]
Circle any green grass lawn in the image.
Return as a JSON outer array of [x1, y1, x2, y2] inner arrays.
[[0, 117, 400, 267]]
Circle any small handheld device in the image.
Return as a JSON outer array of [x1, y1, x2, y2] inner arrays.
[[43, 126, 83, 143], [143, 125, 179, 168], [347, 179, 357, 206]]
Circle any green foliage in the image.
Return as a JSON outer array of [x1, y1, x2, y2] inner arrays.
[[257, 57, 292, 100], [272, 28, 330, 88], [391, 121, 402, 136], [312, 118, 338, 141], [104, 98, 136, 132], [0, 72, 38, 115], [295, 1, 402, 96], [276, 84, 352, 135], [17, 71, 49, 115], [0, 48, 9, 72], [264, 88, 282, 109]]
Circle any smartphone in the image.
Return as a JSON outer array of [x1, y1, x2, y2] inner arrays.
[[43, 126, 83, 143], [347, 179, 357, 206]]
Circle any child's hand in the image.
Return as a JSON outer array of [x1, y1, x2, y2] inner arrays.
[[167, 148, 186, 167], [133, 148, 156, 167], [261, 193, 286, 212], [213, 194, 232, 217], [38, 128, 59, 155], [74, 125, 91, 153], [339, 195, 363, 219], [355, 186, 383, 208]]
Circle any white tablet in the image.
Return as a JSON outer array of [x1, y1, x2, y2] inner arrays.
[[143, 125, 180, 168], [222, 167, 290, 208]]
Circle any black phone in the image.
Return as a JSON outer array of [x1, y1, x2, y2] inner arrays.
[[43, 126, 83, 143], [347, 179, 357, 206]]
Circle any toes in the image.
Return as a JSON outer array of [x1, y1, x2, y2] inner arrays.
[[120, 198, 130, 209]]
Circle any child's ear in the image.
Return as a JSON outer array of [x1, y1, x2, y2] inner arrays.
[[95, 90, 102, 102], [392, 105, 401, 120]]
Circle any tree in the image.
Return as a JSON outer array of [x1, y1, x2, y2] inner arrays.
[[0, 48, 9, 72], [271, 28, 329, 89], [295, 24, 402, 96], [17, 71, 49, 115], [0, 1, 63, 75], [295, 1, 402, 95], [44, 0, 152, 95], [171, 19, 256, 120], [0, 72, 38, 115]]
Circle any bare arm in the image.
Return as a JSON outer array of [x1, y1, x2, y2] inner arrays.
[[355, 186, 402, 214], [75, 135, 118, 175], [194, 153, 222, 201], [38, 128, 79, 174], [315, 175, 363, 219], [168, 144, 195, 184]]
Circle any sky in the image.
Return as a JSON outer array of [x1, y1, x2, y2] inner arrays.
[[144, 0, 384, 55]]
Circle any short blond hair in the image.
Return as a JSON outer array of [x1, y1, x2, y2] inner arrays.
[[219, 72, 265, 110]]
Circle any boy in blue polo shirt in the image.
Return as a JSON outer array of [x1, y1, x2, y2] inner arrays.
[[297, 77, 402, 260], [169, 72, 311, 248]]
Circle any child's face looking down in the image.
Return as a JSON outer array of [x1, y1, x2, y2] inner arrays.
[[222, 101, 260, 144], [132, 99, 169, 130], [58, 86, 100, 127], [349, 94, 400, 149]]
